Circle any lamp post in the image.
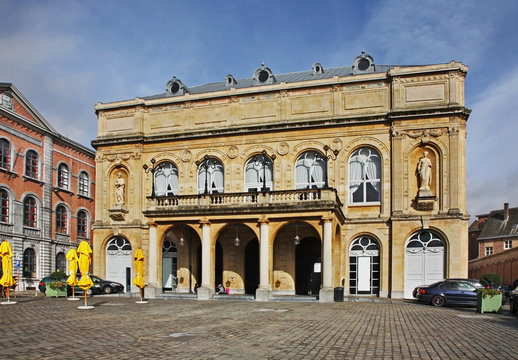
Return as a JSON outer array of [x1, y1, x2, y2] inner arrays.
[[195, 155, 215, 194], [323, 145, 340, 188], [142, 158, 158, 197], [252, 150, 276, 192]]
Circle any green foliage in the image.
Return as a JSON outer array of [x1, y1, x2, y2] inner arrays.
[[48, 280, 67, 290], [480, 273, 503, 288], [477, 287, 501, 298], [50, 271, 67, 280]]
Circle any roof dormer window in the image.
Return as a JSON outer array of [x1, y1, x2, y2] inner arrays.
[[225, 74, 237, 87], [166, 76, 189, 96], [312, 62, 324, 75], [253, 64, 275, 85], [352, 51, 375, 75]]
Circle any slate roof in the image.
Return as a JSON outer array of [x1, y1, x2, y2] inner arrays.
[[478, 206, 518, 240], [142, 64, 402, 101]]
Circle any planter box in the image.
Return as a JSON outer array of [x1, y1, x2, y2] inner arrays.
[[46, 286, 67, 297], [477, 292, 502, 313]]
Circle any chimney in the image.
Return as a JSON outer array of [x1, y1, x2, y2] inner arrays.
[[504, 203, 509, 221]]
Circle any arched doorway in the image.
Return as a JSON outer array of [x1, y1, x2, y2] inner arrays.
[[404, 230, 445, 299], [295, 237, 321, 295], [162, 239, 177, 291], [245, 239, 259, 295], [106, 237, 132, 290], [349, 236, 380, 296]]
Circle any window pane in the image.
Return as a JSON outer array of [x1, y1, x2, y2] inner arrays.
[[0, 189, 8, 223], [0, 139, 10, 170]]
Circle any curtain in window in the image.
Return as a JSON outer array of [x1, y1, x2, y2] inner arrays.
[[365, 156, 380, 192], [212, 165, 224, 192], [348, 155, 363, 195]]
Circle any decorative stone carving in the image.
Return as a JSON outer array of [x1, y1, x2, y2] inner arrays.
[[227, 145, 239, 159], [0, 93, 14, 110], [109, 205, 128, 221], [415, 197, 435, 211], [114, 172, 125, 206], [181, 149, 192, 162], [417, 151, 432, 194], [277, 142, 289, 156], [404, 129, 444, 144], [331, 138, 343, 152]]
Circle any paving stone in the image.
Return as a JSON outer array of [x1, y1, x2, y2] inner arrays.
[[1, 293, 517, 359]]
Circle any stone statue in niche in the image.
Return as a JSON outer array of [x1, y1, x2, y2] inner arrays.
[[417, 151, 432, 197], [114, 172, 125, 205]]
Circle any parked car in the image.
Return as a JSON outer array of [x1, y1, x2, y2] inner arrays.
[[90, 275, 124, 294], [38, 275, 123, 295], [509, 286, 518, 313], [413, 279, 480, 307]]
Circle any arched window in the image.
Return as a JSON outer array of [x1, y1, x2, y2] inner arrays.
[[55, 204, 67, 234], [57, 163, 70, 190], [107, 237, 132, 253], [23, 196, 37, 227], [295, 151, 327, 189], [197, 158, 224, 194], [349, 236, 380, 296], [244, 153, 274, 192], [154, 161, 179, 196], [0, 189, 9, 223], [77, 210, 88, 238], [348, 147, 381, 203], [25, 150, 39, 179], [78, 171, 90, 197], [0, 138, 10, 170], [56, 252, 66, 273], [23, 248, 36, 278]]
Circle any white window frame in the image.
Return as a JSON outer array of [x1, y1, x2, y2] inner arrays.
[[154, 161, 179, 196], [294, 151, 327, 189], [485, 246, 494, 256], [348, 147, 381, 204], [504, 240, 512, 250]]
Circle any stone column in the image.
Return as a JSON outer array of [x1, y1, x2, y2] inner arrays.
[[256, 218, 270, 301], [319, 217, 334, 303], [198, 220, 212, 300], [148, 224, 158, 297]]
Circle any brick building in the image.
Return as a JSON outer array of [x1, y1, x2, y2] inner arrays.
[[0, 83, 95, 290]]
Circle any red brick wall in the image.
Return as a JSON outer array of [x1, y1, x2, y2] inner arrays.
[[469, 246, 518, 285]]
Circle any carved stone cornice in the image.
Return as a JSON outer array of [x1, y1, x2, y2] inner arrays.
[[391, 128, 445, 143], [96, 152, 141, 164]]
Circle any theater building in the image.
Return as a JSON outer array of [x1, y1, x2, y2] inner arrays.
[[92, 52, 470, 301], [0, 83, 95, 290]]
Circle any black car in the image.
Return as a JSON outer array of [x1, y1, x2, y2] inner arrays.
[[509, 286, 518, 313], [413, 280, 479, 307], [38, 275, 123, 295], [90, 275, 124, 294]]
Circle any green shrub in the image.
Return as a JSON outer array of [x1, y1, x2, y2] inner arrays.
[[50, 270, 67, 280], [479, 273, 503, 288]]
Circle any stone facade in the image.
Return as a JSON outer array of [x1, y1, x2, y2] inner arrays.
[[0, 83, 95, 290], [92, 53, 470, 301]]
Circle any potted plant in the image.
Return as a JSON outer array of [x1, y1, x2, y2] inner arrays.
[[46, 270, 68, 297], [477, 273, 503, 313]]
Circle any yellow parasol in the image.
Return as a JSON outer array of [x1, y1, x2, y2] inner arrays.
[[77, 240, 93, 308], [133, 248, 146, 303], [0, 240, 16, 303], [66, 249, 79, 298]]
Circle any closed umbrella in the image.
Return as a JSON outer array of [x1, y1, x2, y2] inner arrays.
[[0, 240, 16, 305], [77, 240, 93, 309], [66, 249, 79, 300], [133, 248, 146, 303]]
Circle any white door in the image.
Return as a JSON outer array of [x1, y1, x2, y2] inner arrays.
[[106, 237, 132, 291], [357, 256, 371, 292], [404, 230, 445, 299]]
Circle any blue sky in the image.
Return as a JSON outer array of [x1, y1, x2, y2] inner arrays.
[[1, 0, 517, 219]]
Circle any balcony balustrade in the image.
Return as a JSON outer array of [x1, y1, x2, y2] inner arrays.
[[144, 188, 343, 218]]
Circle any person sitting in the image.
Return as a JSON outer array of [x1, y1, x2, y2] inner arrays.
[[216, 284, 226, 294]]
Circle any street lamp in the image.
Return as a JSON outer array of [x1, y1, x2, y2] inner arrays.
[[323, 145, 340, 188], [252, 150, 276, 192], [142, 158, 158, 197], [195, 155, 216, 194]]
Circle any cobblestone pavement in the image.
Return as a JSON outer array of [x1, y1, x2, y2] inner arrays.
[[1, 293, 518, 359]]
